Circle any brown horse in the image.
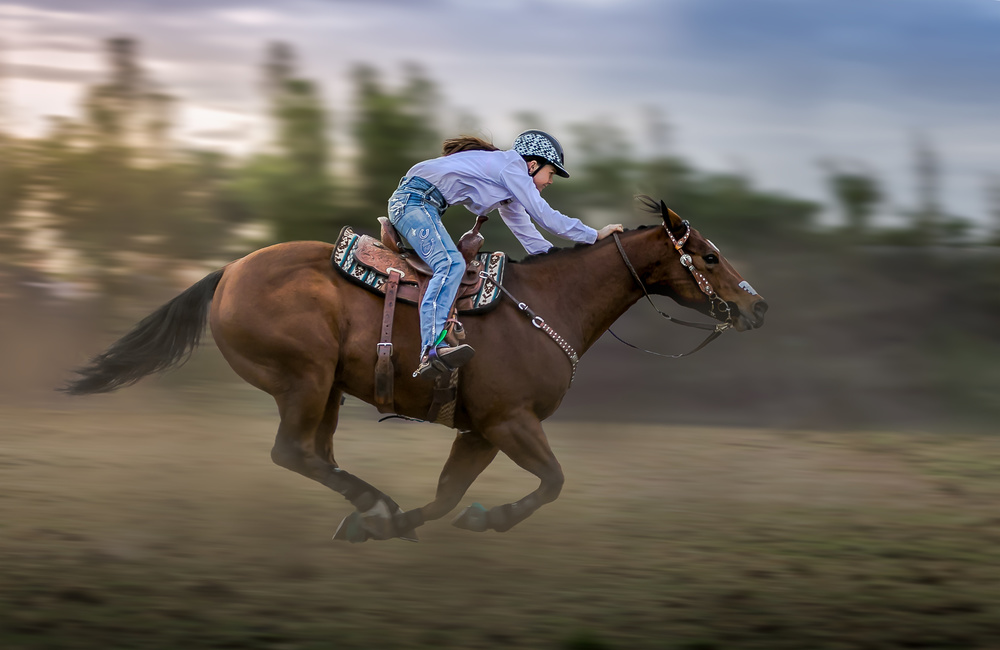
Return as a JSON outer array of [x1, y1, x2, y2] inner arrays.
[[64, 197, 767, 542]]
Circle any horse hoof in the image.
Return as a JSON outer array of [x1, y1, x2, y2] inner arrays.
[[334, 502, 420, 543], [452, 502, 489, 532], [333, 511, 368, 543]]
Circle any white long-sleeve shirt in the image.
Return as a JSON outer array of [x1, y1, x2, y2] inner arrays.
[[406, 149, 598, 255]]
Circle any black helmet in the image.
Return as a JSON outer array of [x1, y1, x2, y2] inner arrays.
[[512, 130, 569, 178]]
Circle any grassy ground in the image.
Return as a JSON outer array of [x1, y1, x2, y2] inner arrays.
[[2, 396, 1000, 649]]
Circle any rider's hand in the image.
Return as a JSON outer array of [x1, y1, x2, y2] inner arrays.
[[596, 224, 624, 240]]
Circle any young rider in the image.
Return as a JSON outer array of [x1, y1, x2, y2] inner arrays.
[[388, 129, 624, 379]]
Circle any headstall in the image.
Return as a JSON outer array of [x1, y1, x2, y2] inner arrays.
[[610, 221, 732, 359]]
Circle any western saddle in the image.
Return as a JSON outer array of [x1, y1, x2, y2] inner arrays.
[[335, 216, 495, 424]]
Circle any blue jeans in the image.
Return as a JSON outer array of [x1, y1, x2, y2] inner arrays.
[[387, 176, 464, 356]]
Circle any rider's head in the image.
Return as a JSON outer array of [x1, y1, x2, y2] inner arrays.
[[512, 130, 569, 192]]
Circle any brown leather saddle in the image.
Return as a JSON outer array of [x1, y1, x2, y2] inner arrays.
[[331, 216, 505, 422], [331, 217, 504, 314]]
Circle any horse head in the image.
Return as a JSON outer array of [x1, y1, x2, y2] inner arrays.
[[634, 196, 768, 332]]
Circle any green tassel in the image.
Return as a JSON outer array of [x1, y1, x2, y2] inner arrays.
[[434, 328, 448, 346]]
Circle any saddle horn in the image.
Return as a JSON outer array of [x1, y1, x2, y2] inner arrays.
[[457, 215, 489, 265]]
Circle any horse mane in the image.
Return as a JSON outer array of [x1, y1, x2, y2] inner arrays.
[[514, 225, 653, 265], [511, 196, 664, 265], [634, 194, 662, 215]]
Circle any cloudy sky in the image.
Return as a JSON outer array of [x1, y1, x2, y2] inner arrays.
[[2, 0, 999, 228]]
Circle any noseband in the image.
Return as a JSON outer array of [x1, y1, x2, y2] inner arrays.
[[610, 223, 731, 359]]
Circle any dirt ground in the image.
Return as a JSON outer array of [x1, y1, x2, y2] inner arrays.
[[3, 392, 1000, 649]]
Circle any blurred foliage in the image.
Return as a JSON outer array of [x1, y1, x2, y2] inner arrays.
[[347, 62, 441, 223], [0, 135, 30, 256], [2, 36, 998, 429], [2, 39, 241, 305], [3, 35, 991, 292], [231, 43, 334, 242], [822, 160, 882, 236]]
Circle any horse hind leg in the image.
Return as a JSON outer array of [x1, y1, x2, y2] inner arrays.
[[452, 414, 564, 533], [270, 382, 417, 543]]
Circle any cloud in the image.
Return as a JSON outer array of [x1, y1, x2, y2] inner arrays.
[[4, 62, 101, 83], [671, 0, 1000, 107]]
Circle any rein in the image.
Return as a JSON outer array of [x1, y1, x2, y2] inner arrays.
[[608, 226, 731, 359]]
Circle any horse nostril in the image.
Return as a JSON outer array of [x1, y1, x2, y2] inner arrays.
[[753, 300, 769, 321]]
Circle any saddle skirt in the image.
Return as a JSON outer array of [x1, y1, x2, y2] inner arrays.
[[331, 225, 506, 314]]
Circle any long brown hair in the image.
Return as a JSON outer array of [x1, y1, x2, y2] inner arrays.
[[442, 136, 499, 156]]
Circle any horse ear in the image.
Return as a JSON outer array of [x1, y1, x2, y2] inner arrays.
[[660, 200, 684, 230]]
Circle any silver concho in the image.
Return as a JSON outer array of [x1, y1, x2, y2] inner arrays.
[[679, 253, 693, 267]]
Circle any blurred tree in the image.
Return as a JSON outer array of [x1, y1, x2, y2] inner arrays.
[[0, 136, 32, 260], [232, 42, 335, 243], [23, 38, 240, 313], [821, 160, 882, 235], [635, 109, 695, 221], [452, 107, 482, 137], [910, 132, 942, 243], [262, 41, 296, 100], [348, 62, 440, 222], [986, 174, 1000, 246], [642, 105, 672, 160], [568, 118, 635, 216], [685, 172, 819, 246], [511, 111, 547, 134], [82, 37, 174, 163], [889, 134, 973, 246]]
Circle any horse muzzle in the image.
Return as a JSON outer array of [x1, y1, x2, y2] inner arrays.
[[729, 298, 768, 331]]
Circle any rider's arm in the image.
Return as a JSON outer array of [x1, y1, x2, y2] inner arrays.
[[498, 200, 555, 255], [499, 160, 598, 245]]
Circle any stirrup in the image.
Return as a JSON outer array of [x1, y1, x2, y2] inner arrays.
[[412, 344, 475, 379]]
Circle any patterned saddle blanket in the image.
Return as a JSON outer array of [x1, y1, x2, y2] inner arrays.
[[331, 226, 506, 314]]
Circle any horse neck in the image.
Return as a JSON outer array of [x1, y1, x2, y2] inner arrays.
[[508, 229, 657, 356]]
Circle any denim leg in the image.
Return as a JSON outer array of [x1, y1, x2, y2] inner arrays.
[[388, 192, 464, 352]]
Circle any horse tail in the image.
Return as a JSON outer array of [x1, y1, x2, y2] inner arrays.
[[61, 268, 226, 395]]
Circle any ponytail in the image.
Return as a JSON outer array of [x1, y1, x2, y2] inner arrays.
[[442, 136, 499, 156]]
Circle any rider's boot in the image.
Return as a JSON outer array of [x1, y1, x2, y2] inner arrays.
[[414, 343, 475, 380]]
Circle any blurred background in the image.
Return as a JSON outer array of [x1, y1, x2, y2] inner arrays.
[[2, 0, 999, 429], [4, 4, 1000, 650]]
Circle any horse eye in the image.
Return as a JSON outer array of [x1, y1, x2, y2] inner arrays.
[[704, 254, 719, 265]]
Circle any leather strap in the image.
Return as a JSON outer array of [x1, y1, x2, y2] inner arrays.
[[426, 370, 458, 425], [612, 232, 719, 331], [608, 231, 730, 359], [483, 271, 579, 384], [374, 268, 404, 413]]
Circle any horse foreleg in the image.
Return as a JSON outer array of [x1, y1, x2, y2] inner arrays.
[[452, 414, 564, 533], [270, 385, 416, 542], [407, 430, 499, 524]]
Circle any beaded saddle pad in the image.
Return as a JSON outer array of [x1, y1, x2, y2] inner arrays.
[[331, 226, 506, 314]]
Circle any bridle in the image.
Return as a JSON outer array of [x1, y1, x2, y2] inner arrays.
[[609, 221, 732, 359], [482, 218, 734, 382]]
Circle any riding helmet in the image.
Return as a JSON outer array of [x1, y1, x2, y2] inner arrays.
[[512, 130, 570, 178]]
